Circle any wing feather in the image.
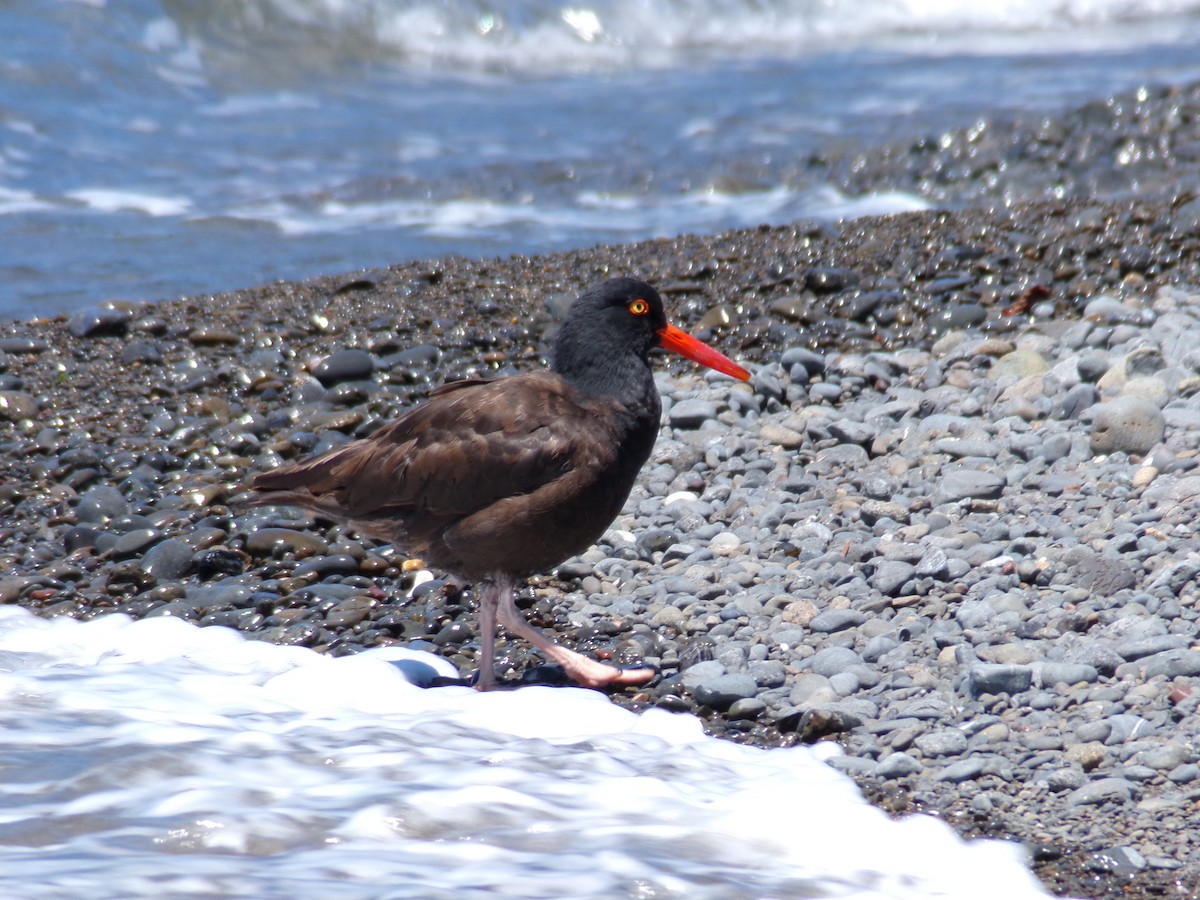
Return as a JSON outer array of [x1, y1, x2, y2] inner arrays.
[[246, 373, 623, 561]]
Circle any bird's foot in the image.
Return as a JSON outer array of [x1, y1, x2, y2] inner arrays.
[[470, 669, 501, 692], [472, 661, 656, 691], [553, 655, 657, 690]]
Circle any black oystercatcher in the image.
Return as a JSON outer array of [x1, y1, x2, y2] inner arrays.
[[245, 278, 750, 690]]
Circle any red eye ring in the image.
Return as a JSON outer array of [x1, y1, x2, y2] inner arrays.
[[628, 299, 650, 316]]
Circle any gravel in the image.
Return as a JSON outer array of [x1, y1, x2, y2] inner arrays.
[[6, 78, 1200, 900]]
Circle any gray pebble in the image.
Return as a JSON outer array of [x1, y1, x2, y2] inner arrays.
[[809, 646, 863, 678], [968, 664, 1033, 697], [1090, 396, 1166, 455], [1167, 764, 1200, 784], [691, 673, 758, 710], [933, 469, 1005, 504], [1115, 649, 1200, 679], [808, 609, 866, 633], [669, 399, 718, 429], [1036, 662, 1100, 686], [868, 560, 914, 596], [937, 758, 987, 783], [876, 753, 923, 779], [914, 730, 969, 757], [1066, 777, 1133, 807]]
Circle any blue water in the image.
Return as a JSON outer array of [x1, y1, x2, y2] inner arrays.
[[3, 0, 1200, 318]]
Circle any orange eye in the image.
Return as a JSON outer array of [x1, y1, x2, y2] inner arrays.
[[628, 299, 650, 316]]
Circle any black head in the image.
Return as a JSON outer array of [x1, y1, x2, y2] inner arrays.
[[554, 277, 667, 372], [552, 277, 748, 399]]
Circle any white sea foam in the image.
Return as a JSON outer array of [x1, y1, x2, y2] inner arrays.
[[170, 0, 1200, 73], [236, 185, 929, 239], [0, 606, 1048, 899], [0, 186, 51, 215], [66, 188, 193, 217]]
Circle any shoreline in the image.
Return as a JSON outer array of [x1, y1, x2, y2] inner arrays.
[[2, 195, 1200, 897], [7, 79, 1200, 897]]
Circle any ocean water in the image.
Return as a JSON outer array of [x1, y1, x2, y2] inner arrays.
[[0, 606, 1049, 899], [3, 0, 1200, 318]]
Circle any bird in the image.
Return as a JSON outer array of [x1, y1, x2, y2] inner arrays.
[[244, 277, 750, 690]]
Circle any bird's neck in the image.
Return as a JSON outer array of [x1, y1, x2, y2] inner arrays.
[[554, 347, 658, 412]]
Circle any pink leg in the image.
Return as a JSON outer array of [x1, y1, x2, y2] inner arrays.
[[474, 582, 500, 691], [493, 577, 655, 690]]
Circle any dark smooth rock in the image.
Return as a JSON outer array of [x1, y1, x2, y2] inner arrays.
[[968, 664, 1034, 697], [76, 485, 129, 524], [313, 349, 375, 386], [68, 305, 131, 338], [933, 469, 1006, 504], [691, 673, 758, 711], [140, 538, 195, 580]]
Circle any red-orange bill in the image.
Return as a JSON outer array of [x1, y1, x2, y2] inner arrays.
[[657, 324, 750, 381]]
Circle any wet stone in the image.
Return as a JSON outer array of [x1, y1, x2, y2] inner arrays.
[[726, 697, 766, 720], [120, 340, 163, 364], [201, 609, 266, 630], [110, 528, 162, 559], [68, 305, 131, 338], [797, 705, 866, 741], [291, 554, 361, 579], [187, 581, 257, 609], [0, 337, 47, 354], [278, 622, 323, 647], [0, 391, 38, 421], [140, 538, 195, 580], [691, 673, 759, 711], [62, 526, 103, 553], [188, 329, 241, 346], [325, 596, 375, 628], [196, 549, 246, 580], [245, 528, 330, 558], [432, 621, 472, 646], [380, 343, 441, 370], [292, 583, 366, 604], [145, 601, 200, 621], [313, 349, 375, 386], [805, 266, 858, 293], [76, 485, 130, 524]]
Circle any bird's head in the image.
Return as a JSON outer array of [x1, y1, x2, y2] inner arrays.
[[554, 277, 749, 388]]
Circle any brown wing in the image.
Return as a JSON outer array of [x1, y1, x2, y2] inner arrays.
[[245, 372, 627, 568]]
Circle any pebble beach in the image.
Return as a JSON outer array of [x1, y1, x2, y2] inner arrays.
[[5, 79, 1200, 898]]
